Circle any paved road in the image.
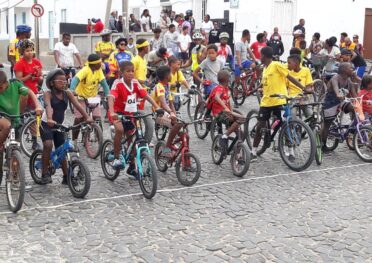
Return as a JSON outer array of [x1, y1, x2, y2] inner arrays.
[[0, 65, 371, 262]]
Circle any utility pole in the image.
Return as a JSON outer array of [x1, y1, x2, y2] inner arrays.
[[122, 0, 128, 35], [34, 0, 40, 58], [105, 0, 112, 28]]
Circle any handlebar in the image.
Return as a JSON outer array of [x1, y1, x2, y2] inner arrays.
[[51, 122, 85, 132], [269, 94, 306, 100], [117, 111, 163, 120], [0, 111, 36, 119]]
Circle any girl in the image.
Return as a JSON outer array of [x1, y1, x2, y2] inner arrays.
[[358, 75, 372, 117], [40, 69, 92, 185]]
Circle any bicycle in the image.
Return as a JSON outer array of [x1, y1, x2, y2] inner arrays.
[[245, 94, 316, 172], [101, 112, 158, 199], [154, 116, 201, 186], [0, 111, 36, 212], [172, 85, 203, 121], [29, 122, 91, 198], [211, 119, 250, 177]]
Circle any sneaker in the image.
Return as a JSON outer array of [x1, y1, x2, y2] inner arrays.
[[61, 176, 68, 185], [113, 158, 125, 169], [41, 173, 52, 184], [126, 164, 138, 180], [219, 137, 228, 155], [250, 153, 258, 162]]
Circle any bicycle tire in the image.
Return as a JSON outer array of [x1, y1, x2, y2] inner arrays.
[[324, 121, 340, 152], [194, 102, 211, 139], [231, 81, 246, 106], [315, 130, 323, 165], [346, 133, 355, 150], [29, 149, 44, 184], [187, 90, 202, 121], [84, 123, 103, 159], [100, 140, 120, 181], [211, 135, 224, 165], [154, 141, 168, 172], [230, 142, 250, 177], [138, 151, 158, 199], [245, 109, 268, 156], [6, 149, 25, 213], [139, 110, 154, 144], [68, 160, 91, 198], [155, 123, 168, 141], [353, 126, 372, 163], [20, 118, 42, 158], [278, 119, 316, 172], [175, 152, 201, 186], [209, 109, 244, 142]]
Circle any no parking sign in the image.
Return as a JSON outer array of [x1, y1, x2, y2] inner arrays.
[[31, 3, 44, 18]]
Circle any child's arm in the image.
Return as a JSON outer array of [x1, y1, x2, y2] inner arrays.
[[43, 91, 54, 126], [107, 95, 117, 120], [27, 90, 43, 115], [215, 93, 231, 112], [66, 90, 92, 122], [144, 94, 161, 110], [100, 79, 110, 96], [192, 67, 202, 83], [158, 95, 174, 115], [287, 75, 306, 92], [70, 76, 80, 92]]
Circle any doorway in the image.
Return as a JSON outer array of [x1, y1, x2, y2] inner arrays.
[[364, 8, 372, 59]]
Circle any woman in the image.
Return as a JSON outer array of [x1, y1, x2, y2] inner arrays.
[[318, 38, 341, 60], [201, 15, 213, 36], [108, 38, 133, 87], [309, 32, 324, 58]]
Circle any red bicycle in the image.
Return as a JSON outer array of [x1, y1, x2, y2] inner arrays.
[[154, 117, 201, 186], [231, 67, 262, 106]]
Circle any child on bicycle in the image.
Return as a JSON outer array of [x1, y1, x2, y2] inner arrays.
[[169, 56, 191, 110], [108, 61, 162, 173], [358, 75, 372, 117], [40, 69, 92, 185], [70, 54, 110, 148], [192, 44, 224, 100], [0, 70, 42, 153], [208, 70, 245, 152], [152, 66, 184, 157]]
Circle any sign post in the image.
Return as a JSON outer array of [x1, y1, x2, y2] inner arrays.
[[31, 1, 44, 58]]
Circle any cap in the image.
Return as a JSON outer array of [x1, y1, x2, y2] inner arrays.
[[16, 25, 32, 33], [100, 29, 112, 36]]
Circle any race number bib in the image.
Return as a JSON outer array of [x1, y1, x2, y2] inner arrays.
[[125, 94, 137, 113]]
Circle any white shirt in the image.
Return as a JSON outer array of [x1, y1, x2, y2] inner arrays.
[[163, 31, 179, 55], [54, 42, 79, 68], [140, 16, 151, 32], [201, 21, 214, 34], [177, 33, 191, 52], [319, 46, 341, 58]]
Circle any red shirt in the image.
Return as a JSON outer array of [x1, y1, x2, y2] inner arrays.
[[94, 21, 104, 33], [110, 79, 147, 115], [210, 85, 231, 116], [359, 89, 372, 115], [13, 58, 42, 94], [251, 41, 267, 60]]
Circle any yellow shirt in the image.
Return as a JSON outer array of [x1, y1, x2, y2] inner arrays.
[[151, 82, 173, 111], [108, 50, 133, 77], [260, 61, 289, 107], [170, 70, 186, 92], [75, 66, 105, 98], [8, 38, 20, 62], [287, 67, 313, 97], [132, 55, 147, 82], [95, 41, 115, 62], [340, 42, 356, 50]]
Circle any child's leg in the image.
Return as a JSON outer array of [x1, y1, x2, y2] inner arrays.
[[72, 100, 86, 141], [53, 130, 68, 180], [0, 118, 11, 148], [166, 123, 183, 148], [41, 140, 53, 175], [113, 120, 124, 158]]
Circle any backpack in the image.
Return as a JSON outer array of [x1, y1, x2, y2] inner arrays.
[[206, 85, 221, 110]]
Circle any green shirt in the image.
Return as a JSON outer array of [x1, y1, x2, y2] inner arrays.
[[0, 80, 29, 126]]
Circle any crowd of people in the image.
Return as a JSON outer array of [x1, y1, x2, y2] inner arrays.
[[0, 10, 372, 187]]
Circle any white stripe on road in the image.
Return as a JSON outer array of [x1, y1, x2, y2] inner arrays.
[[0, 163, 370, 215]]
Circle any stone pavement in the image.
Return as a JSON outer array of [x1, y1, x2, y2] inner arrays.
[[0, 84, 371, 262]]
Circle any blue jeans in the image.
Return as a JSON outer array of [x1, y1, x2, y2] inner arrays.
[[355, 66, 366, 78]]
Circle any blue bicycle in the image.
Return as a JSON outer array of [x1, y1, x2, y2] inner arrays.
[[100, 112, 159, 199], [29, 122, 91, 198]]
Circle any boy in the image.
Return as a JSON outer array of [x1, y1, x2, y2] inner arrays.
[[209, 70, 245, 152], [70, 54, 110, 147], [177, 26, 192, 65], [95, 30, 115, 77], [168, 56, 191, 110], [0, 71, 42, 152], [359, 75, 372, 117], [108, 61, 162, 172], [193, 44, 224, 99], [152, 66, 183, 157], [127, 37, 137, 56], [150, 28, 162, 51]]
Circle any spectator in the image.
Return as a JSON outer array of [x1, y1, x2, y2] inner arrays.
[[147, 47, 169, 69], [292, 18, 305, 46], [127, 37, 137, 56], [201, 29, 209, 46], [182, 16, 192, 36], [109, 11, 118, 31], [87, 19, 93, 33], [251, 33, 267, 61], [172, 15, 180, 32], [8, 25, 32, 78], [308, 32, 323, 58], [129, 14, 141, 33], [141, 9, 152, 32], [208, 21, 220, 44], [353, 35, 364, 57], [163, 24, 179, 57], [270, 27, 281, 41], [293, 30, 305, 49], [54, 33, 83, 74], [318, 38, 341, 59], [340, 32, 348, 48], [178, 25, 192, 65], [116, 15, 123, 33], [267, 32, 284, 60], [159, 11, 171, 35], [342, 37, 356, 51], [150, 28, 163, 51], [170, 11, 176, 22], [186, 10, 195, 34], [201, 15, 213, 35], [92, 18, 104, 33]]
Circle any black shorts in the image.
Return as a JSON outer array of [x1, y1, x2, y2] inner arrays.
[[122, 118, 135, 131], [258, 106, 283, 122], [179, 52, 189, 60], [40, 121, 65, 148]]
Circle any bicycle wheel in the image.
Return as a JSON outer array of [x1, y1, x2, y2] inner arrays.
[[313, 79, 326, 102], [194, 102, 211, 139], [346, 133, 355, 150], [278, 119, 316, 172], [138, 151, 157, 199], [84, 123, 103, 159], [230, 142, 250, 177], [324, 121, 340, 152], [139, 110, 154, 144], [0, 152, 3, 186], [100, 140, 120, 181], [155, 123, 168, 141], [20, 119, 42, 158], [6, 149, 25, 213], [211, 135, 224, 164], [68, 160, 91, 198], [154, 141, 168, 172], [187, 91, 202, 121], [29, 149, 44, 184], [231, 81, 246, 106], [175, 152, 201, 186], [210, 118, 226, 142], [353, 126, 372, 163], [245, 110, 268, 156], [314, 129, 323, 165]]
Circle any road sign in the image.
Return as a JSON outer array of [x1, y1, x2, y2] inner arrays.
[[31, 3, 44, 18]]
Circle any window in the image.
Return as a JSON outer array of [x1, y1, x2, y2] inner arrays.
[[61, 9, 67, 23], [14, 14, 17, 32], [6, 14, 9, 34], [22, 12, 26, 24]]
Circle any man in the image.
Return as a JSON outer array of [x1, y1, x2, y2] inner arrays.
[[353, 35, 364, 57], [8, 25, 32, 78], [251, 33, 267, 61], [129, 14, 141, 33], [95, 30, 115, 78], [208, 21, 220, 44], [292, 19, 305, 46], [108, 11, 118, 31], [147, 47, 169, 69], [92, 18, 104, 33], [268, 30, 284, 60], [150, 28, 163, 51], [54, 33, 83, 78], [340, 32, 348, 47], [163, 24, 179, 57], [270, 27, 282, 41], [141, 9, 152, 32], [341, 37, 356, 51]]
